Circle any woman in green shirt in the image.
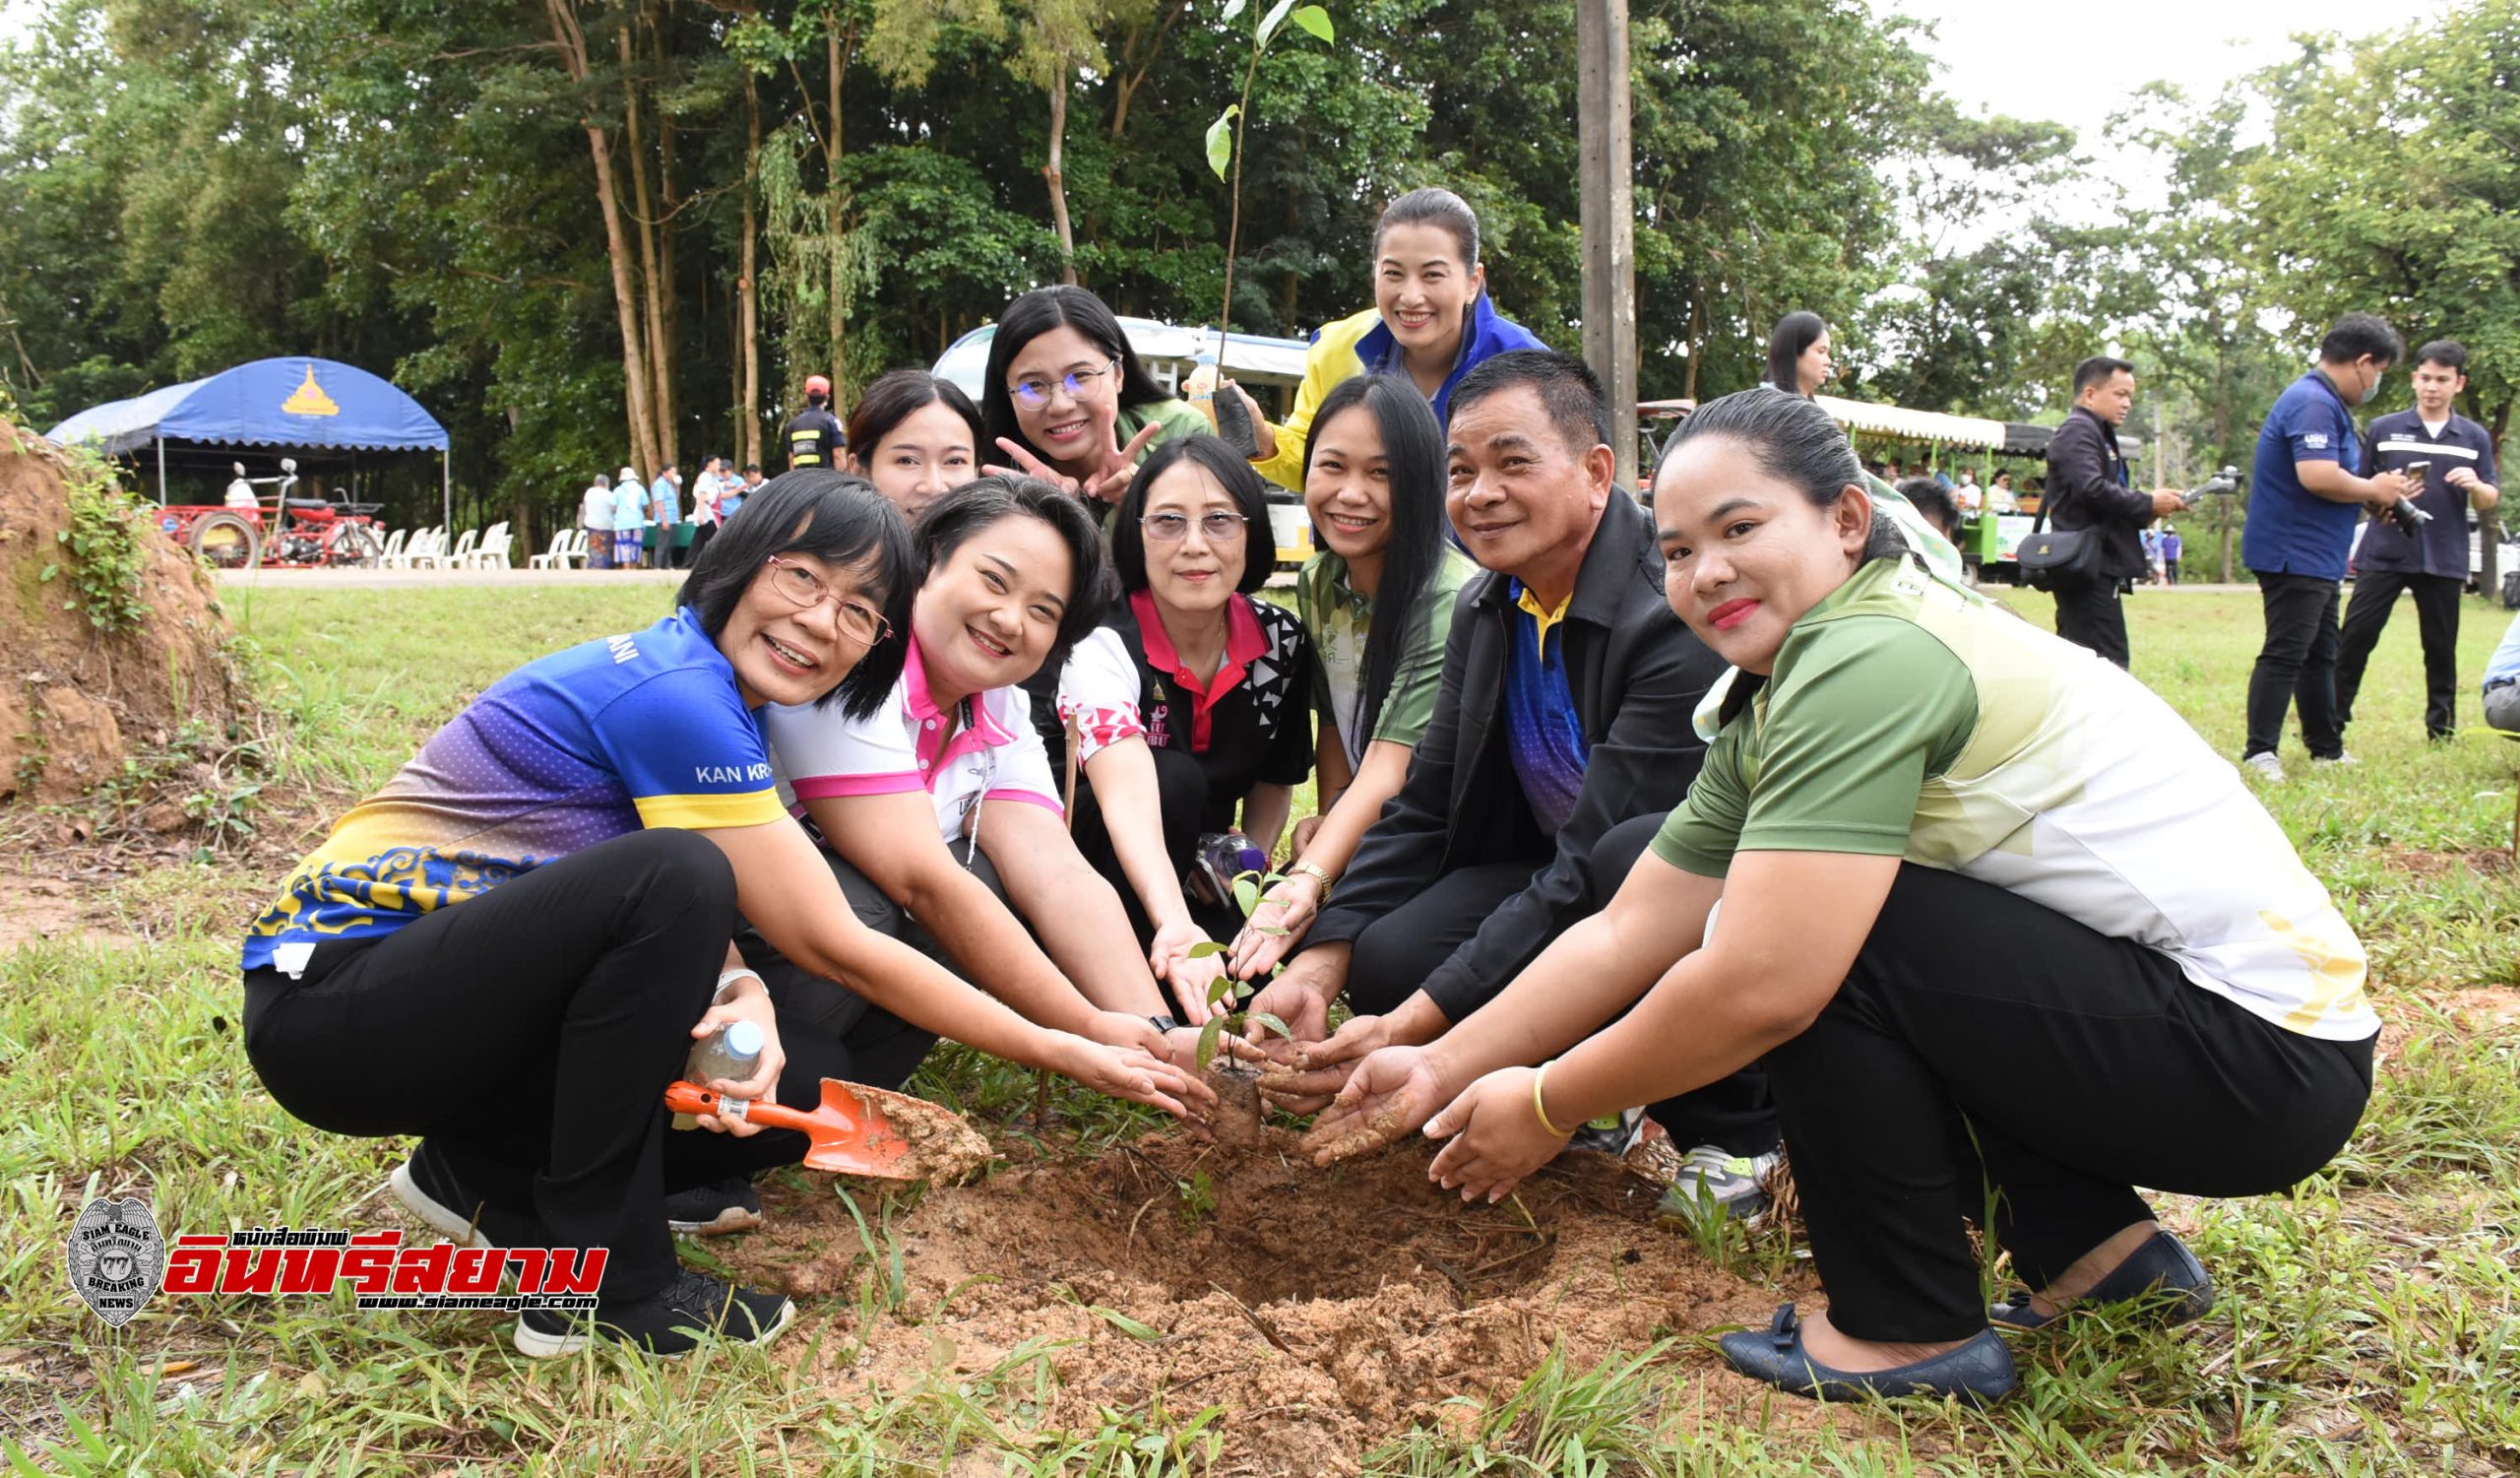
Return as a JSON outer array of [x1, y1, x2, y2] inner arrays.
[[1299, 388, 2377, 1404], [1228, 375, 1476, 984], [979, 286, 1210, 512]]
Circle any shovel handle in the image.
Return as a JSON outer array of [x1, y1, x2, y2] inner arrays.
[[662, 1080, 810, 1133]]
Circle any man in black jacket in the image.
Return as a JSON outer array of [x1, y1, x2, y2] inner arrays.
[[1251, 351, 1780, 1218], [2045, 356, 2188, 667]]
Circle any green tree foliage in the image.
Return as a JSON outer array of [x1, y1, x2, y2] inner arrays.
[[0, 0, 1954, 533]]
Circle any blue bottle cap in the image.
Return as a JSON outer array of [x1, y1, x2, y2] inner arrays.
[[724, 1019, 765, 1057]]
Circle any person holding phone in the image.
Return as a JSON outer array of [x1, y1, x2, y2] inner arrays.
[[2335, 339, 2502, 741]]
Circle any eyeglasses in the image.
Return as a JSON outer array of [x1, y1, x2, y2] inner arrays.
[[763, 555, 892, 647], [1009, 356, 1121, 412], [1141, 510, 1249, 544]]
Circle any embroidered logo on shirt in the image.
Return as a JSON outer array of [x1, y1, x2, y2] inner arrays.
[[2302, 432, 2329, 450]]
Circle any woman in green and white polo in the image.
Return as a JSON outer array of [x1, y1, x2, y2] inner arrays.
[[1305, 388, 2377, 1405]]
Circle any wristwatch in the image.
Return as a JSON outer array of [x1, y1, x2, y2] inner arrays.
[[1287, 861, 1333, 900], [1147, 1014, 1181, 1035]]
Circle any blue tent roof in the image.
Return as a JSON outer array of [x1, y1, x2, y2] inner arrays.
[[44, 357, 449, 456]]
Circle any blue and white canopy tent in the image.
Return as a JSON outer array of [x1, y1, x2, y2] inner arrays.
[[45, 357, 452, 530]]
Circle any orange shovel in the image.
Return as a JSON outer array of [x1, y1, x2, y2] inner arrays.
[[662, 1078, 988, 1183]]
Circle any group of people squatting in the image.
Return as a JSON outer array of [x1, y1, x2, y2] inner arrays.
[[238, 189, 2383, 1405]]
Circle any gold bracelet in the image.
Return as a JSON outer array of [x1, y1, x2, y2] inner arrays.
[[1288, 861, 1333, 900], [1532, 1060, 1574, 1138]]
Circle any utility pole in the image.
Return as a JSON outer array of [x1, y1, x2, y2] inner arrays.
[[1577, 0, 1638, 488]]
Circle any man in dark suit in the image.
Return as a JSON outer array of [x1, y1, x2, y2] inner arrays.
[[2045, 356, 2189, 667], [1251, 350, 1780, 1219]]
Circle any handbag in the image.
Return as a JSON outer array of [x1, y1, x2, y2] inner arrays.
[[2015, 484, 2107, 593]]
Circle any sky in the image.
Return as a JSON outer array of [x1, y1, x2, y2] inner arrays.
[[1883, 0, 2425, 209]]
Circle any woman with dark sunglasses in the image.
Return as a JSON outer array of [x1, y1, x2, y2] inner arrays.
[[978, 286, 1210, 509], [1048, 435, 1317, 1017], [237, 472, 1203, 1364]]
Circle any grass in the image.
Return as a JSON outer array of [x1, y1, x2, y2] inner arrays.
[[5, 578, 2520, 1474]]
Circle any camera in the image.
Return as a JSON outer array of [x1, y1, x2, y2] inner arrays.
[[2386, 459, 2432, 536]]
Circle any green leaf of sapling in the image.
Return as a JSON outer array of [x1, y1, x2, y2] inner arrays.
[[1205, 106, 1239, 180], [1292, 5, 1334, 41]]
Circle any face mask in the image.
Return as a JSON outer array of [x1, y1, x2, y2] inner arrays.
[[2357, 367, 2384, 406]]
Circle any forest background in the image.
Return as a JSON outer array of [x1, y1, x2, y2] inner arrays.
[[0, 0, 2512, 578]]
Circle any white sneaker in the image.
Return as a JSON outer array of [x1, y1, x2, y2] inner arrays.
[[2311, 750, 2359, 766], [2240, 751, 2287, 784]]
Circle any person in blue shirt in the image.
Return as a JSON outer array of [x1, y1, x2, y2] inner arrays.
[[610, 466, 650, 570], [2335, 340, 2503, 740], [649, 464, 682, 570], [2238, 314, 2416, 782], [2486, 608, 2520, 735], [238, 472, 1202, 1362]]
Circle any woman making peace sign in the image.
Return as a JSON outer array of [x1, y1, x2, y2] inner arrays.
[[979, 287, 1209, 510]]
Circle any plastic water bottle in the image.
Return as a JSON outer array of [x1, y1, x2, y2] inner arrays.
[[671, 1018, 766, 1129], [1193, 831, 1269, 908]]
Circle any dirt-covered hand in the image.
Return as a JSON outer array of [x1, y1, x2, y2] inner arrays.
[[1300, 1045, 1453, 1165], [1424, 1066, 1565, 1203], [1242, 972, 1332, 1060]]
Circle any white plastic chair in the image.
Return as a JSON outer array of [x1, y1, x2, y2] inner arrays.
[[468, 522, 513, 570], [405, 527, 448, 569], [438, 528, 479, 570], [562, 529, 590, 568], [379, 528, 409, 563], [527, 526, 573, 569]]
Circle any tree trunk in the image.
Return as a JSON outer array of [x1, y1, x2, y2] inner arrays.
[[619, 23, 672, 472], [657, 106, 681, 469], [1682, 294, 1702, 403], [2480, 397, 2510, 595], [1045, 68, 1078, 286], [824, 19, 849, 404], [738, 67, 762, 470], [547, 0, 659, 480]]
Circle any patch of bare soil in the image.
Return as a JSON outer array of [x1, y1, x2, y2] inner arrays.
[[2382, 846, 2512, 879], [726, 1128, 1835, 1474], [0, 416, 246, 806]]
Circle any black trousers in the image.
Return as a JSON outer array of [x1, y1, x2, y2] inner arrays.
[[1771, 864, 2373, 1342], [2051, 579, 2131, 669], [1347, 813, 1779, 1159], [2243, 572, 2346, 760], [242, 829, 927, 1301], [2335, 569, 2462, 739]]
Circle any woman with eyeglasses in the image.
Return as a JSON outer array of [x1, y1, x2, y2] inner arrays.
[[1052, 435, 1318, 1015], [756, 476, 1231, 1085], [1233, 188, 1546, 491], [237, 472, 1204, 1364], [846, 369, 987, 524], [1226, 375, 1476, 987], [978, 286, 1210, 509]]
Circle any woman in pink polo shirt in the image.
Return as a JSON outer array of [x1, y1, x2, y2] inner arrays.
[[759, 476, 1220, 1075]]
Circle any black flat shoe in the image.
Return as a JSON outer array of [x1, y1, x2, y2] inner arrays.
[[1717, 1303, 2017, 1404], [1989, 1229, 2215, 1330]]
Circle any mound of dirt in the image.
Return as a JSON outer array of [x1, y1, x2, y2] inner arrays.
[[0, 418, 244, 804], [727, 1128, 1836, 1474]]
